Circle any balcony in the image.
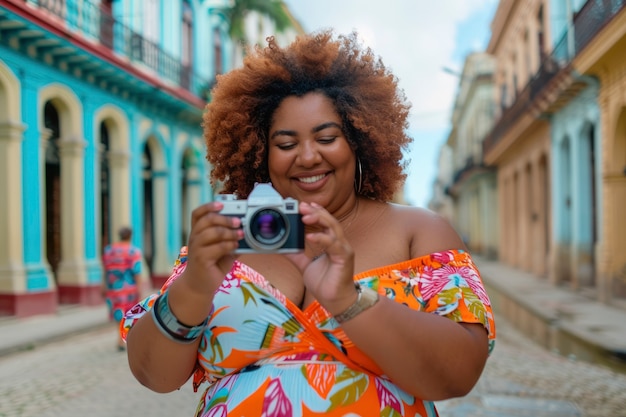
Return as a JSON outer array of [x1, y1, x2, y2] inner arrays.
[[574, 0, 626, 52], [0, 0, 213, 116], [446, 155, 492, 197], [483, 0, 626, 158]]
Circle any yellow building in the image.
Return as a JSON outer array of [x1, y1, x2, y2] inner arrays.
[[484, 0, 553, 277], [484, 0, 626, 308], [573, 4, 626, 305]]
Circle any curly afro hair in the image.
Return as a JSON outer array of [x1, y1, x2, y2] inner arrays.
[[203, 29, 412, 202]]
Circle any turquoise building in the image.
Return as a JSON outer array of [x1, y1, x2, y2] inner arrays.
[[548, 0, 603, 291], [0, 0, 238, 316], [550, 83, 601, 290]]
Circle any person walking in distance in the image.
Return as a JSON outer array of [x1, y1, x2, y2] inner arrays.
[[102, 226, 143, 351]]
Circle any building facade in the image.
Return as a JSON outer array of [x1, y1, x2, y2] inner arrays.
[[483, 0, 554, 277], [0, 0, 301, 317], [428, 144, 455, 223], [571, 2, 626, 306], [441, 52, 499, 259], [431, 0, 626, 310]]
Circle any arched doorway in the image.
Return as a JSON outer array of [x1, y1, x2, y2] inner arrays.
[[142, 143, 154, 278], [558, 136, 572, 284], [579, 123, 597, 288], [44, 101, 61, 283], [99, 121, 111, 249], [181, 146, 201, 245], [181, 148, 191, 245], [538, 154, 550, 277]]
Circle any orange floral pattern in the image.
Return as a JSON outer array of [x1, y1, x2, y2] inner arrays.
[[121, 249, 495, 416]]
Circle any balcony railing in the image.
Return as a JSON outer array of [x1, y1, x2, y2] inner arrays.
[[457, 155, 485, 180], [575, 0, 626, 52], [27, 0, 213, 100], [483, 0, 626, 156]]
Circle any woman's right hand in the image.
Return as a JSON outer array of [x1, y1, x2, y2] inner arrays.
[[126, 203, 240, 392], [179, 201, 243, 295]]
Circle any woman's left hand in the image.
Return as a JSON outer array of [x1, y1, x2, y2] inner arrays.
[[285, 202, 358, 315]]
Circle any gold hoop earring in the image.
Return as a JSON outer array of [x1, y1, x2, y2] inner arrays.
[[354, 157, 363, 194]]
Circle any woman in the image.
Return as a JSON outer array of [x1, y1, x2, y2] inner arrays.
[[122, 30, 496, 416]]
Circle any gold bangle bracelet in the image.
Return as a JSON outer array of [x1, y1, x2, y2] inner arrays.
[[334, 283, 379, 324]]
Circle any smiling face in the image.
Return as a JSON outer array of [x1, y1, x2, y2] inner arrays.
[[268, 92, 357, 214]]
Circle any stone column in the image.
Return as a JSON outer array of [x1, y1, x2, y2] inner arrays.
[[0, 121, 26, 292], [529, 157, 544, 277], [107, 149, 131, 238], [36, 127, 55, 288], [55, 136, 90, 303], [151, 170, 172, 279], [601, 174, 626, 302], [181, 166, 197, 243], [534, 157, 548, 277], [596, 79, 615, 303]]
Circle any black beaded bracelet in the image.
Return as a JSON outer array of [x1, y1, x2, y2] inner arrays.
[[151, 291, 208, 344]]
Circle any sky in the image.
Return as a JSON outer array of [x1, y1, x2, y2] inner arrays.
[[283, 0, 499, 207]]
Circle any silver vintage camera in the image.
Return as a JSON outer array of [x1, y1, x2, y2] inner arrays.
[[216, 183, 305, 254]]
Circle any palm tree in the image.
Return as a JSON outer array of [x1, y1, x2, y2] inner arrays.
[[218, 0, 294, 47], [200, 0, 299, 100]]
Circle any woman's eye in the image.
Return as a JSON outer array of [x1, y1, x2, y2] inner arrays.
[[318, 137, 336, 144], [277, 143, 296, 150]]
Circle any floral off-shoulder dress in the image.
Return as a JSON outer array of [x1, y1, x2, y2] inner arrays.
[[121, 249, 496, 417]]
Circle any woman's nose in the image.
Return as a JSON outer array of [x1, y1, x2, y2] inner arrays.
[[297, 142, 322, 166]]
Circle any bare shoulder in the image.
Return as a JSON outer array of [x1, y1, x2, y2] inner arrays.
[[385, 203, 453, 231], [386, 203, 466, 257]]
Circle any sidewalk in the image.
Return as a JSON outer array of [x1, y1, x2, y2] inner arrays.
[[1, 257, 626, 374], [474, 255, 626, 374], [0, 304, 111, 357]]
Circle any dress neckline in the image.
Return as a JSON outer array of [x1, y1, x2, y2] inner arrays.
[[229, 249, 467, 314]]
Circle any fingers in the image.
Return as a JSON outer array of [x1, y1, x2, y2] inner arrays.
[[187, 202, 243, 259], [300, 202, 342, 233], [190, 202, 231, 228], [300, 202, 352, 258], [298, 202, 356, 307], [181, 202, 244, 293]]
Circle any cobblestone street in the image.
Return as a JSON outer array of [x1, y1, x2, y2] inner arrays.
[[1, 316, 625, 417], [0, 325, 198, 417], [436, 317, 626, 416]]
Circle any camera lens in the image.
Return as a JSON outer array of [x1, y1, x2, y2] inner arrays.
[[248, 208, 288, 248]]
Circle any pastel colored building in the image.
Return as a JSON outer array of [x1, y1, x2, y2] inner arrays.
[[0, 0, 301, 317], [431, 0, 626, 331], [427, 144, 455, 223], [485, 0, 626, 306], [571, 2, 626, 304], [483, 0, 554, 278], [440, 52, 498, 259]]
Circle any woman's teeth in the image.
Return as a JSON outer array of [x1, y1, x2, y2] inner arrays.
[[299, 174, 325, 183]]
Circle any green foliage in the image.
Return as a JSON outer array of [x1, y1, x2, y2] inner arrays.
[[217, 0, 293, 45]]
